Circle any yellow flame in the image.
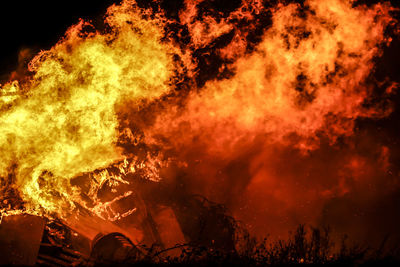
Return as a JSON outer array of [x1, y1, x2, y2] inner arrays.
[[0, 0, 176, 216]]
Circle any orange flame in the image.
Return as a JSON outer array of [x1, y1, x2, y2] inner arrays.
[[0, 0, 398, 242], [149, 0, 395, 153]]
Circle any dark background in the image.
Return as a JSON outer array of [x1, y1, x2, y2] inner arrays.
[[0, 0, 117, 78]]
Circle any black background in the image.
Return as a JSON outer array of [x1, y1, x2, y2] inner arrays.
[[0, 0, 117, 77]]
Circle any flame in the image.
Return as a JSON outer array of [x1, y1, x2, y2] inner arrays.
[[0, 0, 398, 243], [143, 0, 397, 239], [0, 0, 176, 216], [149, 0, 395, 153]]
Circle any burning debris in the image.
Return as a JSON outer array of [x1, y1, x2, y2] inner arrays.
[[0, 189, 238, 265], [0, 0, 400, 265]]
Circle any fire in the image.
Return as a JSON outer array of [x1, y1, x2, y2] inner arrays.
[[143, 0, 397, 239], [0, 0, 177, 217], [149, 0, 395, 153], [0, 0, 398, 245]]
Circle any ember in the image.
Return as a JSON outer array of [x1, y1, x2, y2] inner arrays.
[[0, 0, 399, 265]]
